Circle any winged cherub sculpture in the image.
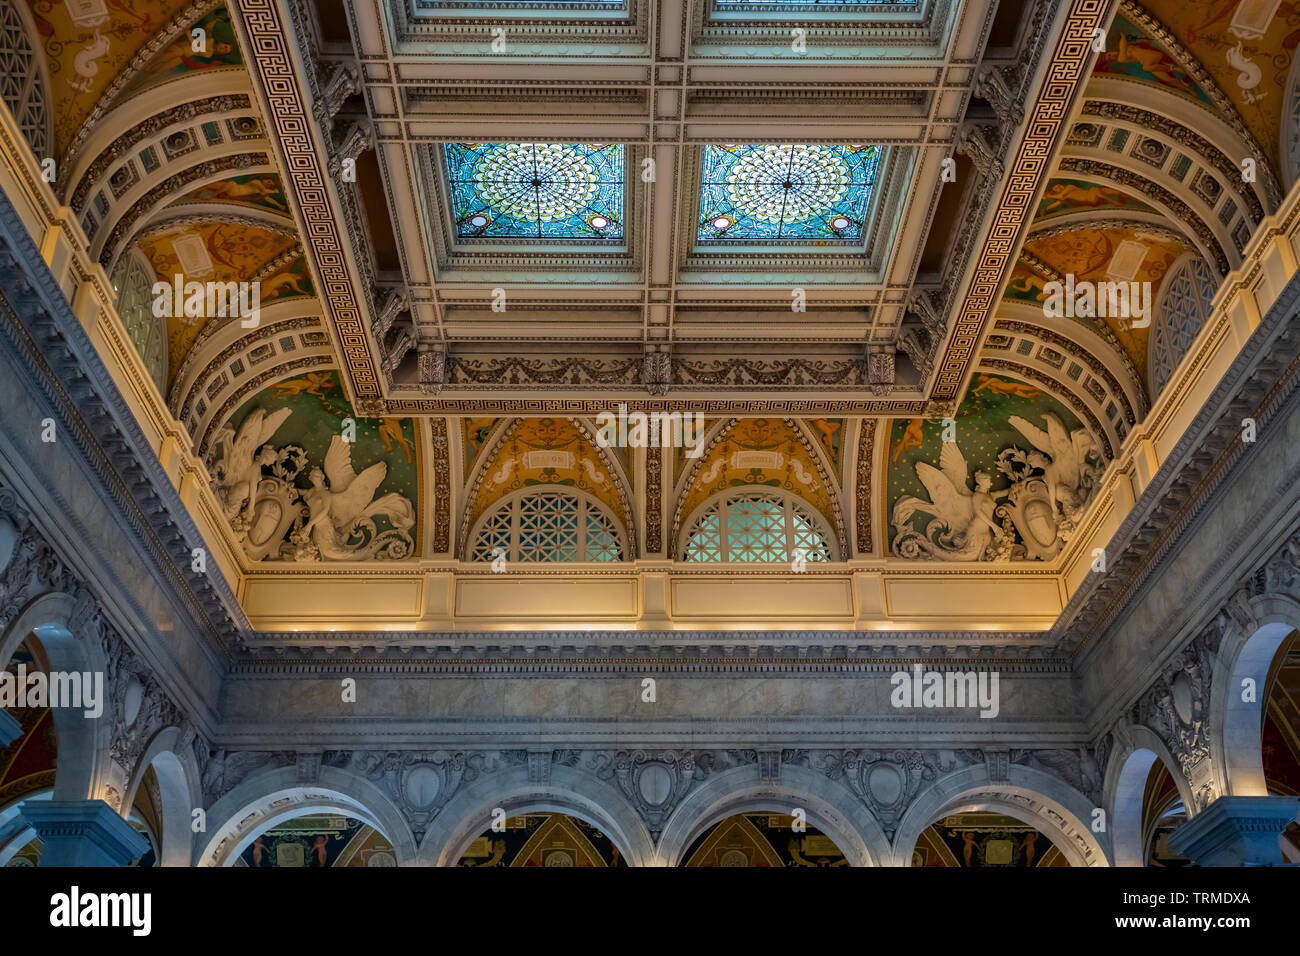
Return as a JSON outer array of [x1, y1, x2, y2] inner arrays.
[[1007, 413, 1100, 518], [891, 441, 1005, 560], [299, 435, 416, 559], [210, 407, 293, 524]]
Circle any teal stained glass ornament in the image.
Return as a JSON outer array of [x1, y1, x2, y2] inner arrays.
[[697, 143, 880, 242], [444, 143, 625, 240]]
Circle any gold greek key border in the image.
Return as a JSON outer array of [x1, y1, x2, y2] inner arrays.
[[229, 0, 383, 402], [930, 0, 1114, 402]]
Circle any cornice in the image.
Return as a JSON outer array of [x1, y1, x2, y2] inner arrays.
[[0, 188, 249, 656]]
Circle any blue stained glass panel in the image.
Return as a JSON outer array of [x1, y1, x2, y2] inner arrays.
[[444, 142, 625, 240], [697, 143, 880, 242]]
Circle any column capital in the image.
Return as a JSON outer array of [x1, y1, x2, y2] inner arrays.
[[21, 800, 148, 867], [1168, 795, 1300, 866]]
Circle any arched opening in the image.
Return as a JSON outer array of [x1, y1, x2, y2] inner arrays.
[[1223, 622, 1298, 795], [680, 812, 849, 867], [0, 611, 102, 804], [910, 812, 1067, 867], [679, 487, 838, 562], [1139, 761, 1189, 867], [467, 487, 628, 563], [236, 812, 397, 868], [455, 812, 627, 867], [1262, 630, 1300, 859]]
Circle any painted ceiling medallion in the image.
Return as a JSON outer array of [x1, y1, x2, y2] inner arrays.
[[697, 144, 879, 242], [444, 142, 625, 240]]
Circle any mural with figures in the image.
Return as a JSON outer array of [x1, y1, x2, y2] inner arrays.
[[912, 814, 1068, 867], [173, 174, 292, 216], [886, 373, 1105, 561], [457, 813, 626, 867], [1092, 13, 1214, 104], [118, 4, 242, 98], [208, 371, 420, 561], [1009, 226, 1188, 392], [682, 814, 848, 867], [237, 815, 397, 867]]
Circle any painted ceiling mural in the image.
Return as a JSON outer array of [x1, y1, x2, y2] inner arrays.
[[1094, 13, 1215, 104], [885, 373, 1105, 562], [457, 813, 626, 867], [134, 221, 302, 388], [116, 3, 241, 99], [912, 814, 1068, 867], [5, 0, 1293, 567], [207, 370, 421, 562], [1141, 0, 1300, 174], [1032, 179, 1155, 222], [465, 417, 631, 546], [24, 0, 201, 156], [237, 814, 397, 867], [675, 417, 840, 549], [682, 814, 848, 867], [1013, 227, 1189, 393], [172, 173, 293, 217]]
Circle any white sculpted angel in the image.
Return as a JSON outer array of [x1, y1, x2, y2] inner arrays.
[[300, 435, 415, 558], [211, 407, 292, 523], [1007, 413, 1099, 517], [892, 441, 1004, 560]]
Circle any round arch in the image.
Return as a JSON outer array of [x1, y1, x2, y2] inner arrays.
[[892, 764, 1110, 867], [655, 765, 890, 867], [196, 764, 417, 867], [122, 726, 203, 867], [465, 486, 630, 564], [677, 485, 841, 562], [1210, 592, 1300, 797], [1104, 726, 1195, 867], [418, 764, 656, 867], [0, 591, 109, 803]]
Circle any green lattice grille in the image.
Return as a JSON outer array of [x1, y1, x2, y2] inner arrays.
[[681, 491, 834, 562], [471, 490, 625, 563]]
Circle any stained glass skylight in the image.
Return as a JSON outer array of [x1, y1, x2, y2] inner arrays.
[[696, 144, 880, 243], [444, 143, 625, 241]]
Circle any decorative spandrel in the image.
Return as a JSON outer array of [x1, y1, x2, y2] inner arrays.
[[444, 143, 625, 241], [697, 144, 879, 243]]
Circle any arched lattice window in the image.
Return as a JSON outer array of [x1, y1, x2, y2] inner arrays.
[[1149, 256, 1216, 400], [680, 488, 837, 563], [469, 488, 626, 563], [111, 252, 169, 395], [0, 0, 50, 160]]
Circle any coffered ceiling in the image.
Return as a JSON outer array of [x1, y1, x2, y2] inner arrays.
[[8, 0, 1298, 583]]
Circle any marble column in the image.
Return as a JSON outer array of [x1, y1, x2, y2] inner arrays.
[[1168, 795, 1300, 866], [21, 800, 148, 867]]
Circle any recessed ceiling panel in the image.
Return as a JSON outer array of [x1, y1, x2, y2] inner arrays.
[[696, 144, 880, 243], [443, 143, 625, 241]]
